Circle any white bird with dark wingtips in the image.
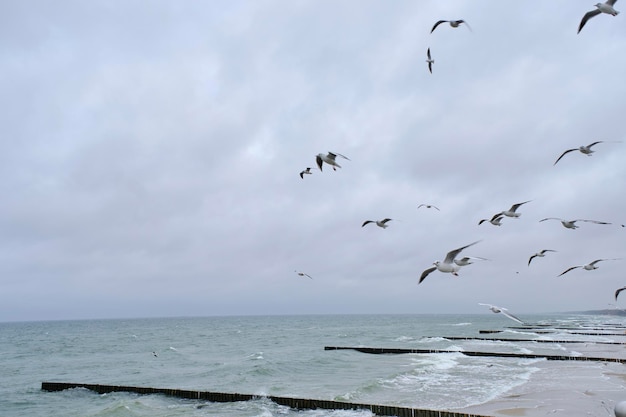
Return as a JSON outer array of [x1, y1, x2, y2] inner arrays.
[[299, 167, 313, 179], [578, 1, 619, 34], [454, 256, 489, 266], [419, 240, 480, 284], [479, 214, 504, 226], [426, 48, 434, 74], [528, 249, 557, 266], [295, 270, 313, 279], [431, 19, 472, 33], [495, 200, 532, 218], [558, 258, 620, 277], [362, 218, 393, 229], [316, 152, 350, 171], [539, 218, 612, 229], [553, 141, 618, 165], [478, 303, 525, 324], [418, 204, 440, 211]]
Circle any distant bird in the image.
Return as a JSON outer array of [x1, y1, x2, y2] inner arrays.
[[431, 19, 472, 33], [152, 351, 158, 357], [553, 141, 610, 165], [454, 256, 489, 266], [426, 48, 434, 74], [418, 204, 440, 211], [558, 259, 619, 277], [539, 218, 611, 229], [479, 214, 504, 226], [362, 218, 393, 229], [299, 167, 313, 179], [419, 240, 480, 284], [478, 303, 525, 324], [615, 286, 626, 301], [528, 249, 557, 266], [316, 152, 350, 171], [578, 1, 619, 34], [495, 200, 532, 218], [295, 270, 313, 279]]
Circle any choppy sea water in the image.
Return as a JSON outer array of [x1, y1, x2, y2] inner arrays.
[[2, 313, 625, 417]]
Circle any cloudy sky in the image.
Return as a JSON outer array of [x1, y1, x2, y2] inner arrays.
[[1, 0, 625, 322]]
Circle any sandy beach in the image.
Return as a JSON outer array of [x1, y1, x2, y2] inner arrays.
[[458, 342, 626, 417]]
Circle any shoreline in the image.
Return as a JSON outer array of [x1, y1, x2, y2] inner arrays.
[[457, 354, 626, 416]]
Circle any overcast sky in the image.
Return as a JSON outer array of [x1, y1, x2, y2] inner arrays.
[[1, 1, 625, 322]]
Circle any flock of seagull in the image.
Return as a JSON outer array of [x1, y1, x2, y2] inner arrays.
[[293, 2, 623, 319]]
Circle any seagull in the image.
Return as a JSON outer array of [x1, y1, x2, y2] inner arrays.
[[553, 141, 610, 165], [478, 303, 525, 324], [557, 259, 619, 277], [454, 256, 489, 266], [479, 214, 504, 226], [299, 167, 313, 179], [418, 204, 440, 211], [578, 1, 619, 34], [431, 19, 472, 33], [528, 249, 557, 266], [152, 351, 159, 357], [295, 270, 313, 279], [426, 48, 434, 74], [316, 152, 350, 171], [494, 200, 532, 218], [362, 218, 393, 229], [419, 240, 480, 284], [539, 218, 611, 229], [615, 286, 626, 301]]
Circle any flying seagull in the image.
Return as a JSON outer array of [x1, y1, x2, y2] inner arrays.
[[558, 259, 619, 277], [418, 204, 440, 211], [299, 167, 313, 179], [362, 218, 393, 229], [495, 200, 532, 218], [478, 303, 525, 324], [615, 286, 626, 301], [578, 1, 619, 34], [539, 218, 611, 229], [479, 214, 504, 226], [431, 19, 472, 33], [553, 141, 614, 165], [316, 152, 350, 171], [295, 270, 313, 279], [419, 240, 480, 284], [528, 249, 557, 266], [454, 256, 489, 266], [426, 48, 434, 74]]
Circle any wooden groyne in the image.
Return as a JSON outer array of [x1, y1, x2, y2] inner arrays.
[[437, 336, 626, 345], [480, 329, 626, 336], [41, 382, 492, 417], [324, 346, 626, 363]]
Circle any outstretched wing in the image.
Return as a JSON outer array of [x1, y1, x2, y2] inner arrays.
[[419, 266, 437, 284], [510, 200, 531, 212], [362, 220, 374, 227], [553, 148, 576, 165], [430, 20, 448, 33], [615, 286, 626, 301], [558, 266, 580, 277], [444, 240, 480, 264], [499, 308, 525, 324], [380, 218, 393, 225], [329, 152, 350, 161], [578, 9, 601, 34], [579, 219, 611, 225], [528, 254, 538, 266]]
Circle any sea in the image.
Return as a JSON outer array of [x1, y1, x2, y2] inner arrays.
[[1, 313, 625, 417]]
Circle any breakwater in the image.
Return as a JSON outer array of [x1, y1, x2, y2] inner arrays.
[[41, 382, 493, 417]]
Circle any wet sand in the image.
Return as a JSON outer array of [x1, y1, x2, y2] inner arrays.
[[457, 342, 626, 417]]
